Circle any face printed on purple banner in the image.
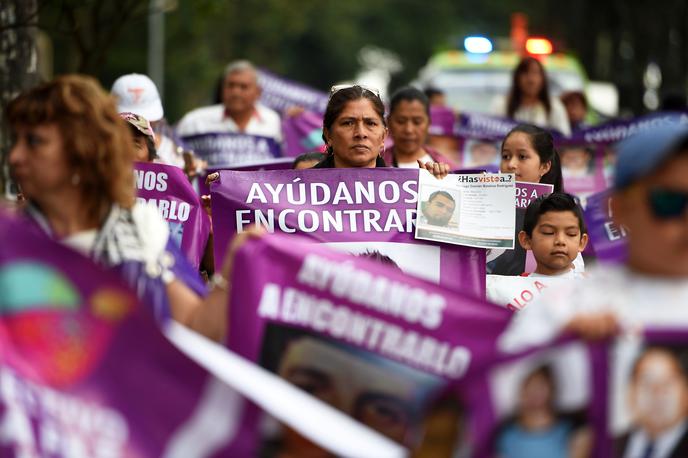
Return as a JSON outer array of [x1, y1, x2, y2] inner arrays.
[[607, 331, 688, 458], [228, 233, 511, 453], [462, 138, 502, 168], [461, 338, 603, 458]]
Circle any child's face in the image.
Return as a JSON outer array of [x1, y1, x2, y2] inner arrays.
[[561, 148, 591, 172], [500, 132, 551, 183], [519, 210, 588, 275], [612, 152, 688, 277]]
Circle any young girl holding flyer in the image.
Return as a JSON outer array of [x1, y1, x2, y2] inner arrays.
[[489, 124, 572, 275], [499, 124, 563, 193]]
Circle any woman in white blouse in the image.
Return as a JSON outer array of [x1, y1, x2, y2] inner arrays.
[[493, 57, 571, 136]]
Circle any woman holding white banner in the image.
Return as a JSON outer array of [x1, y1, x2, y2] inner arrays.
[[313, 85, 450, 178], [6, 75, 230, 341]]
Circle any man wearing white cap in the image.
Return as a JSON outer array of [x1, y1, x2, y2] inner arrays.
[[111, 73, 190, 169], [175, 60, 282, 145]]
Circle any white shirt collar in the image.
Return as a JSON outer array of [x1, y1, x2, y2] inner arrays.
[[625, 420, 688, 458]]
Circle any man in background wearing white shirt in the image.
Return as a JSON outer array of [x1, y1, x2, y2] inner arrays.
[[176, 60, 282, 146]]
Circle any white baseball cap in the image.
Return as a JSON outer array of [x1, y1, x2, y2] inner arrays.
[[111, 73, 164, 122]]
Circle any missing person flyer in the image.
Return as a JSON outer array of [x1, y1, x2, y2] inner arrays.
[[415, 170, 516, 249]]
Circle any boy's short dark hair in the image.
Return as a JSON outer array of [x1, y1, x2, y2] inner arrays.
[[522, 193, 587, 237]]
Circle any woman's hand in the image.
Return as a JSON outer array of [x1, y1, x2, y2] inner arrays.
[[170, 226, 266, 343], [419, 160, 450, 179], [201, 172, 220, 222]]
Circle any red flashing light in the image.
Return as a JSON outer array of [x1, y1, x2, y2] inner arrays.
[[525, 38, 553, 55]]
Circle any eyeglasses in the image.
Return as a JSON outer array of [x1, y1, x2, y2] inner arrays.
[[329, 84, 381, 100], [648, 188, 688, 220]]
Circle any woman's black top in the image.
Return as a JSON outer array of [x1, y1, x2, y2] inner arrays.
[[313, 154, 387, 168]]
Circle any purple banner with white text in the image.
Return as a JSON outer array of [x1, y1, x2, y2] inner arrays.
[[135, 162, 210, 269], [210, 168, 487, 296], [228, 233, 511, 453], [196, 157, 296, 198], [583, 190, 627, 263], [575, 111, 688, 144], [180, 132, 281, 168]]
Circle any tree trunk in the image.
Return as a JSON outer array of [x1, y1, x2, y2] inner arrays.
[[0, 0, 40, 197]]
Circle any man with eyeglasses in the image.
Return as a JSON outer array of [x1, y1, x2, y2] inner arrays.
[[498, 124, 688, 353]]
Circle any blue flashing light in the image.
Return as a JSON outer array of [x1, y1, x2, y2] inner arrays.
[[464, 36, 493, 54]]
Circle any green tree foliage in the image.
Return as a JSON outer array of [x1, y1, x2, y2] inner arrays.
[[18, 0, 688, 121]]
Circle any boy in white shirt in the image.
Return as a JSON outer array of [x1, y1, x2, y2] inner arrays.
[[499, 124, 688, 352], [518, 192, 589, 278], [486, 193, 587, 309]]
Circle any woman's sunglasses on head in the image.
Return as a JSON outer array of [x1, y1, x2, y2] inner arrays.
[[329, 84, 381, 100]]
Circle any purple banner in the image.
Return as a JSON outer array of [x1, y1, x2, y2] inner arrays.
[[210, 168, 487, 296], [257, 68, 329, 115], [428, 106, 456, 137], [135, 162, 210, 269], [282, 110, 326, 157], [603, 329, 688, 458], [515, 181, 554, 209], [0, 211, 253, 456], [196, 157, 295, 198], [463, 338, 607, 458], [583, 190, 627, 263], [455, 112, 520, 139], [180, 132, 281, 168], [575, 111, 688, 144], [555, 140, 612, 202], [228, 233, 511, 451]]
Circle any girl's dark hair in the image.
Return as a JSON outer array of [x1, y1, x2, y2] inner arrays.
[[503, 124, 563, 192], [389, 86, 430, 117], [322, 85, 386, 155], [507, 57, 551, 119]]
